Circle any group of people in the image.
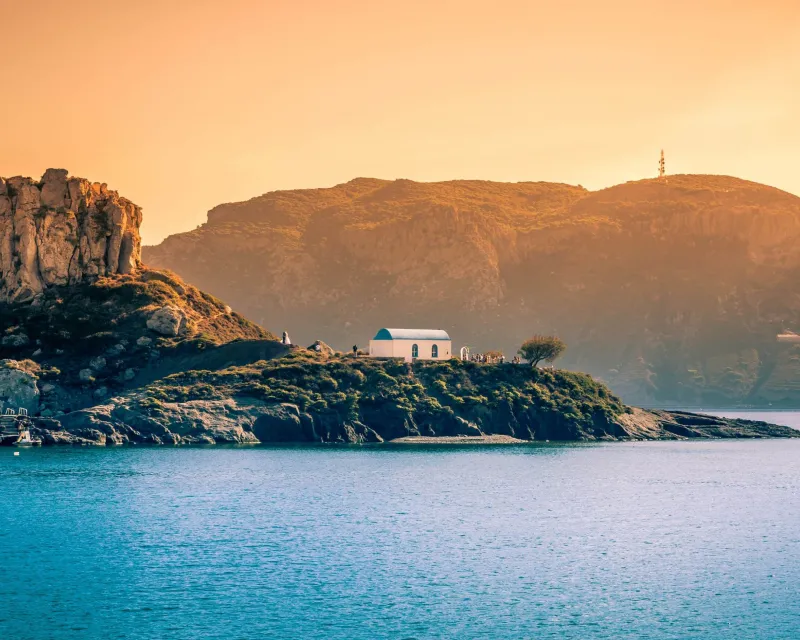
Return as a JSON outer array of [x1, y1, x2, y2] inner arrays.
[[466, 353, 523, 364], [467, 353, 504, 364]]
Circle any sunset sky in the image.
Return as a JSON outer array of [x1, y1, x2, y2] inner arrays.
[[2, 0, 799, 244]]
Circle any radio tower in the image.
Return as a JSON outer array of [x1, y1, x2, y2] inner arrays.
[[658, 149, 666, 181]]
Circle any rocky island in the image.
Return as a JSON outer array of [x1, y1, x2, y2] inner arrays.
[[1, 169, 797, 446]]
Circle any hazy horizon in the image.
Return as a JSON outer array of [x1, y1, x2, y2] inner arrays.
[[3, 0, 799, 244]]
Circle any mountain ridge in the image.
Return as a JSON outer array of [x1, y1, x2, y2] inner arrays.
[[144, 173, 800, 407]]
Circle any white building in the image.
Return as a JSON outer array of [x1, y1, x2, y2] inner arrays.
[[368, 328, 452, 362]]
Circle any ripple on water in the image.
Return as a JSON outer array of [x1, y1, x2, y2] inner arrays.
[[0, 440, 799, 639]]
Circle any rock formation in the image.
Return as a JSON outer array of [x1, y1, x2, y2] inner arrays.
[[0, 168, 142, 302], [0, 360, 40, 414], [146, 305, 188, 336]]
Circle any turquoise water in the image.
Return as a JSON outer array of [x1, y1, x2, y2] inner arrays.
[[2, 438, 800, 638]]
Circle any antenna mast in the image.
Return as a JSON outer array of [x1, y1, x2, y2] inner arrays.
[[658, 149, 666, 180]]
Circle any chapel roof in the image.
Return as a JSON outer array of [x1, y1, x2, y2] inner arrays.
[[372, 328, 451, 341]]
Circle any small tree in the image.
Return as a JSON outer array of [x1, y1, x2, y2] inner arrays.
[[518, 336, 566, 367]]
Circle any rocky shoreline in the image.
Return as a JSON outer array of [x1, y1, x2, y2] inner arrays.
[[388, 435, 529, 444], [13, 413, 799, 447], [13, 376, 799, 447]]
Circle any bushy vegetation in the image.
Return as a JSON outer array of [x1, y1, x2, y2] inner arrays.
[[144, 352, 627, 438], [0, 269, 271, 355], [0, 269, 275, 400]]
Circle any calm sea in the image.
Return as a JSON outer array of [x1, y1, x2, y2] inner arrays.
[[1, 412, 799, 639], [701, 410, 800, 430]]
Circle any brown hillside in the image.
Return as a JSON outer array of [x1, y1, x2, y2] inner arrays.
[[144, 175, 800, 407]]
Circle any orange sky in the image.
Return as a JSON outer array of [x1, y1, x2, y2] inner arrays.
[[2, 0, 799, 244]]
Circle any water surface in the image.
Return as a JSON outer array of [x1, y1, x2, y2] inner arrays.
[[704, 409, 800, 430], [2, 439, 799, 639]]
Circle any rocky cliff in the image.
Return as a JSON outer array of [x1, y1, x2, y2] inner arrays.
[[144, 175, 800, 407], [0, 168, 142, 302]]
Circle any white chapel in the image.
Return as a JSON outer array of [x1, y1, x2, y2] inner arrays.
[[368, 328, 452, 362]]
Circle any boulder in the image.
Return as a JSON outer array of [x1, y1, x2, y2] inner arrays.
[[307, 340, 336, 356], [0, 360, 40, 414], [106, 343, 126, 357], [136, 336, 152, 347], [89, 356, 107, 371], [79, 368, 94, 382], [146, 306, 187, 336], [2, 332, 29, 348]]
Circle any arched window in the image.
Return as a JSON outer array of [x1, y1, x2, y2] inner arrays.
[[431, 344, 439, 358], [411, 344, 419, 359]]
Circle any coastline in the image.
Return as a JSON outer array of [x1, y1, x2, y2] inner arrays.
[[388, 435, 527, 445]]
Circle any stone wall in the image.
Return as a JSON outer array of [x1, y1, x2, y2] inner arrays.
[[0, 168, 142, 301]]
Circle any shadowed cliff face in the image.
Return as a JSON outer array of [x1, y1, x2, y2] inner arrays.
[[0, 169, 142, 302], [144, 175, 800, 407]]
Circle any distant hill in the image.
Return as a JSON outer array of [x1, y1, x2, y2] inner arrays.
[[144, 175, 800, 407]]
